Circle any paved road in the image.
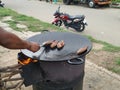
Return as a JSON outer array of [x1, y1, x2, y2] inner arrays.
[[3, 0, 120, 46]]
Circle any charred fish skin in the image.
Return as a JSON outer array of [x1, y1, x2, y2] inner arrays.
[[77, 46, 88, 55], [50, 40, 58, 49], [57, 40, 65, 49], [42, 40, 54, 46]]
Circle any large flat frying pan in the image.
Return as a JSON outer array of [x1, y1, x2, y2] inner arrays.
[[21, 32, 92, 61]]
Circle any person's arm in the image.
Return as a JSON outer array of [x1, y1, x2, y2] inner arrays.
[[0, 27, 40, 52]]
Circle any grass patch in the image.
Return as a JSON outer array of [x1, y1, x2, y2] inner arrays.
[[102, 43, 120, 52], [115, 57, 120, 65], [87, 35, 120, 52], [0, 8, 17, 18], [108, 67, 120, 74], [4, 20, 22, 31], [112, 0, 120, 3], [0, 8, 66, 32]]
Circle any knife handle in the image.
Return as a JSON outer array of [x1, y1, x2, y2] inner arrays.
[[32, 46, 45, 59]]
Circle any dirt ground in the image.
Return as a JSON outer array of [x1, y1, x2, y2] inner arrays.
[[87, 43, 120, 75]]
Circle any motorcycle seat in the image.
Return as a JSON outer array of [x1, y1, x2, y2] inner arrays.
[[69, 15, 85, 20]]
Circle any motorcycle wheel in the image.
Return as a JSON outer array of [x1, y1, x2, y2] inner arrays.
[[76, 22, 85, 32], [53, 20, 62, 27]]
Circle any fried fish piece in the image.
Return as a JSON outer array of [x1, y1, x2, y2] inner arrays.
[[42, 40, 54, 46], [50, 40, 58, 48], [77, 46, 88, 55], [57, 40, 65, 49]]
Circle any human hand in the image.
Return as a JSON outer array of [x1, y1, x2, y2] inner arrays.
[[27, 42, 40, 52]]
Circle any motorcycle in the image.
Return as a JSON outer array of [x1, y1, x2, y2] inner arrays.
[[52, 6, 88, 32], [0, 0, 4, 7]]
